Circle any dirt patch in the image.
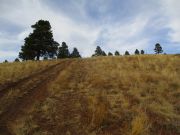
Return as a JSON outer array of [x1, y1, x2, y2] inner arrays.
[[0, 60, 73, 135]]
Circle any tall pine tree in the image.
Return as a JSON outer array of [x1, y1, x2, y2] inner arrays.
[[114, 51, 120, 56], [141, 50, 145, 54], [70, 48, 81, 58], [57, 42, 70, 58], [125, 51, 130, 55], [92, 46, 106, 56], [154, 43, 163, 54], [135, 49, 140, 55], [108, 52, 113, 56], [19, 20, 59, 60]]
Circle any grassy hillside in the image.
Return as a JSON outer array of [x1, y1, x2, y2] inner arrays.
[[0, 55, 179, 135], [0, 60, 59, 85]]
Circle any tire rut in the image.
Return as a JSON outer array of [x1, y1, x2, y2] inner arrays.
[[0, 62, 60, 98], [33, 60, 89, 135], [0, 60, 73, 135]]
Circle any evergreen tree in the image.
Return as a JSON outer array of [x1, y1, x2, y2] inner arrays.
[[135, 49, 140, 55], [19, 20, 59, 60], [70, 47, 81, 58], [92, 46, 106, 56], [114, 51, 120, 56], [102, 51, 107, 56], [125, 51, 130, 55], [141, 50, 145, 54], [4, 60, 8, 63], [95, 46, 103, 56], [154, 43, 163, 54], [108, 52, 113, 56], [14, 58, 20, 62], [48, 41, 59, 58], [19, 38, 37, 60], [57, 42, 70, 58]]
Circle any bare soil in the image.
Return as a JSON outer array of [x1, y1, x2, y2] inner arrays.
[[0, 60, 73, 135]]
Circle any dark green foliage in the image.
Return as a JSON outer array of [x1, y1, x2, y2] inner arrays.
[[135, 49, 140, 55], [95, 46, 103, 56], [19, 39, 37, 60], [102, 51, 107, 56], [108, 52, 113, 56], [70, 48, 81, 58], [92, 46, 106, 57], [154, 43, 163, 54], [19, 20, 59, 60], [114, 51, 120, 56], [141, 50, 145, 54], [57, 42, 70, 58], [48, 41, 59, 58], [4, 60, 8, 63], [14, 58, 20, 62], [125, 51, 130, 55]]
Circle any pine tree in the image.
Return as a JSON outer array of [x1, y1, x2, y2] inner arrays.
[[141, 50, 145, 54], [70, 48, 81, 58], [135, 49, 140, 55], [108, 52, 113, 56], [125, 51, 130, 55], [14, 58, 20, 62], [114, 51, 120, 56], [92, 46, 106, 56], [19, 20, 59, 60], [57, 42, 70, 58], [95, 46, 103, 56], [154, 43, 163, 54], [19, 37, 37, 60], [4, 60, 8, 63], [48, 41, 59, 58], [102, 51, 107, 56]]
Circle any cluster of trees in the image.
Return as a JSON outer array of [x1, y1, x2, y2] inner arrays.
[[57, 42, 81, 59], [19, 20, 81, 61], [19, 20, 58, 60], [91, 46, 145, 56], [17, 20, 164, 61], [91, 43, 163, 57]]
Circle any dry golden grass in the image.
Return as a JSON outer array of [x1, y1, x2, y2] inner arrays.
[[0, 60, 59, 85], [3, 55, 180, 135], [129, 111, 150, 135]]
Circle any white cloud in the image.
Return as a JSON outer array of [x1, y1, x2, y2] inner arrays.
[[4, 0, 140, 57], [0, 37, 19, 45], [97, 15, 150, 54], [0, 51, 17, 58], [0, 0, 102, 57], [161, 0, 180, 43], [0, 0, 180, 61]]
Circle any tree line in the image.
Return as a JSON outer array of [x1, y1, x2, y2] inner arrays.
[[18, 20, 81, 60], [4, 20, 164, 62], [92, 46, 145, 57]]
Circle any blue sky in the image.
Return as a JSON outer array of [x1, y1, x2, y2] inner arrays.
[[0, 0, 180, 61]]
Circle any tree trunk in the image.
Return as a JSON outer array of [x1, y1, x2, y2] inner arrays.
[[37, 55, 40, 60], [37, 52, 40, 60]]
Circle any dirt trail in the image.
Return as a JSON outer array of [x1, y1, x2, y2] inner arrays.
[[0, 62, 60, 98], [0, 60, 73, 135], [32, 60, 90, 135]]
